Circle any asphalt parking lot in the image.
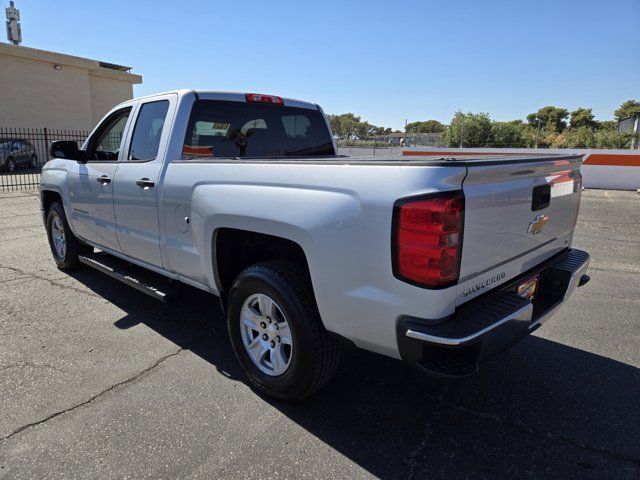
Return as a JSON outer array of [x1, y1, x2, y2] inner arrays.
[[0, 189, 638, 479]]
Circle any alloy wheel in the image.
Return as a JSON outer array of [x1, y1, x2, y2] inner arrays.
[[51, 214, 67, 259], [240, 293, 293, 376]]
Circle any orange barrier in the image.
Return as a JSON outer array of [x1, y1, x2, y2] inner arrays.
[[583, 154, 640, 167], [402, 150, 640, 166]]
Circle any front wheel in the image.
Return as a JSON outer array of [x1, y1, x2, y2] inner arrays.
[[6, 157, 15, 173], [227, 261, 340, 401], [30, 154, 38, 169], [46, 201, 91, 269]]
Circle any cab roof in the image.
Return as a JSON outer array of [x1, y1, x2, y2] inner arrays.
[[129, 89, 319, 111]]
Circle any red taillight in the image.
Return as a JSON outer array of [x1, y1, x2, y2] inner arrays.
[[393, 192, 464, 288], [245, 93, 284, 105]]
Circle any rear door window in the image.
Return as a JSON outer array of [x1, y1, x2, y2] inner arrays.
[[128, 100, 170, 161], [183, 100, 334, 158]]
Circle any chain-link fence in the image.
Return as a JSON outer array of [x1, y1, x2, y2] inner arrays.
[[406, 132, 445, 147], [0, 127, 88, 191]]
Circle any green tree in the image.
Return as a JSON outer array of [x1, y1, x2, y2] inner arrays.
[[327, 113, 395, 141], [406, 120, 445, 133], [444, 111, 492, 147], [519, 124, 539, 148], [614, 100, 640, 121], [326, 113, 362, 140], [569, 108, 597, 129], [555, 126, 596, 148], [356, 121, 376, 139], [527, 106, 569, 133], [598, 120, 617, 131], [595, 129, 638, 149], [488, 121, 525, 147], [372, 126, 392, 135]]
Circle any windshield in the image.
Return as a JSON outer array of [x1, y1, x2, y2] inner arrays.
[[183, 100, 335, 158]]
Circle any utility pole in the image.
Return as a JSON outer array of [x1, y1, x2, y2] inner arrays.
[[459, 116, 464, 148], [5, 1, 21, 45], [404, 118, 407, 147], [535, 118, 541, 149]]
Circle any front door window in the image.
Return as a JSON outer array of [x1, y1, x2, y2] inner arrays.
[[88, 109, 131, 161]]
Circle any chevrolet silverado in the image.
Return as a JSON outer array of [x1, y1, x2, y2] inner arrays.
[[40, 90, 590, 400]]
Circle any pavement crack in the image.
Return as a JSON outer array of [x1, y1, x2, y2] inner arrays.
[[405, 383, 451, 480], [0, 264, 101, 298], [0, 265, 21, 274], [0, 223, 43, 231], [435, 397, 640, 467], [0, 275, 32, 285], [0, 233, 44, 243], [0, 347, 186, 444]]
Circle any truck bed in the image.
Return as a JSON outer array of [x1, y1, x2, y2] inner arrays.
[[177, 153, 583, 167]]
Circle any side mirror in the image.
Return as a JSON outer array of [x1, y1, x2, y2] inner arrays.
[[50, 140, 86, 162]]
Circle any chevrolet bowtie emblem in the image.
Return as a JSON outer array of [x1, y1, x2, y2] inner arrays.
[[528, 214, 549, 235]]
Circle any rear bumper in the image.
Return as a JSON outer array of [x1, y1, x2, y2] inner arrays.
[[396, 248, 590, 378]]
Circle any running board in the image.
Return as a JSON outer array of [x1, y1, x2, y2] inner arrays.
[[78, 252, 174, 302]]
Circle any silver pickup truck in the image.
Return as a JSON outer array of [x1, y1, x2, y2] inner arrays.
[[40, 90, 590, 400]]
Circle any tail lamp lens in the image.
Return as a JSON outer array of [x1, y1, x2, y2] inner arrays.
[[393, 193, 464, 288]]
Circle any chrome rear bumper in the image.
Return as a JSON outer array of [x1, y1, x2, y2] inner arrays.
[[397, 248, 590, 377]]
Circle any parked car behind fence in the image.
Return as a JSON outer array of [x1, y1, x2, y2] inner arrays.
[[0, 127, 87, 191], [0, 138, 38, 172]]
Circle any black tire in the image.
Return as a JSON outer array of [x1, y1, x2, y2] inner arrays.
[[6, 157, 15, 173], [45, 201, 92, 270], [31, 154, 38, 169], [227, 260, 340, 401]]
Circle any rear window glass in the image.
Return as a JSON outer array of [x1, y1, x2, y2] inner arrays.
[[183, 100, 335, 158]]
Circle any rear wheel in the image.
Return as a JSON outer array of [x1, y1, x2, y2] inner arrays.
[[46, 201, 92, 269], [227, 261, 340, 401], [239, 293, 294, 376]]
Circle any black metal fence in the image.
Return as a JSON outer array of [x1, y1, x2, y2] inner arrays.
[[0, 127, 88, 192]]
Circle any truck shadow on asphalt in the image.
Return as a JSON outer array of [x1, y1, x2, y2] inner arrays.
[[69, 269, 640, 479]]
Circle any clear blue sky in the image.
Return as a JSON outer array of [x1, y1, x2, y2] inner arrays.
[[15, 0, 640, 130]]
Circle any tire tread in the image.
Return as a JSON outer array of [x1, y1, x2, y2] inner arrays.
[[232, 260, 340, 399], [47, 201, 91, 270]]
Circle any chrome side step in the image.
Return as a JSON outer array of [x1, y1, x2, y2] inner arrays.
[[78, 252, 173, 302]]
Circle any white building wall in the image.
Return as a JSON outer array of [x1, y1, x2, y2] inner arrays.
[[0, 43, 141, 131], [0, 53, 93, 129]]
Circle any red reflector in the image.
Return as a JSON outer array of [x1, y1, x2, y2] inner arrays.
[[245, 93, 284, 105], [393, 193, 464, 288]]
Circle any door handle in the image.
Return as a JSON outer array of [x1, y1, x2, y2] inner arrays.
[[136, 178, 155, 189], [96, 175, 111, 185]]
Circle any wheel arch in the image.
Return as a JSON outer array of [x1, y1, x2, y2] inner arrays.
[[41, 189, 63, 217], [40, 186, 83, 240], [213, 228, 314, 311]]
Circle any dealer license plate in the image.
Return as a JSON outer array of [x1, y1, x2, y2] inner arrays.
[[516, 276, 539, 301]]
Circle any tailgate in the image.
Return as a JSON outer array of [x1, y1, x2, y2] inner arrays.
[[456, 155, 583, 305]]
